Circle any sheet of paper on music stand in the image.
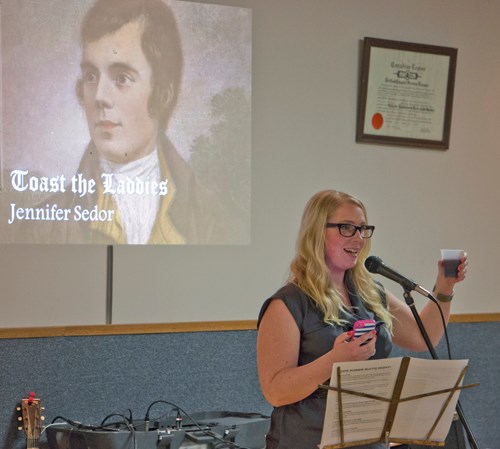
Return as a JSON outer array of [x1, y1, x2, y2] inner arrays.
[[390, 358, 468, 441], [320, 358, 400, 448], [320, 357, 469, 448]]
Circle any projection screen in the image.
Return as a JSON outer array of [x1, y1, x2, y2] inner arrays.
[[0, 0, 251, 245]]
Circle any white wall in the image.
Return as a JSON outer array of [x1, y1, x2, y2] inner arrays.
[[1, 0, 499, 327]]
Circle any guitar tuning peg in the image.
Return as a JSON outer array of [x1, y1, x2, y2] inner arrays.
[[41, 416, 46, 421], [17, 417, 23, 422], [17, 426, 23, 431], [16, 406, 21, 412]]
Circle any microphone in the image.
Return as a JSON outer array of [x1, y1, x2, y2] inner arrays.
[[364, 255, 433, 299]]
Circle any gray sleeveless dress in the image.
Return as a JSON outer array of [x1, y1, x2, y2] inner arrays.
[[257, 281, 393, 449]]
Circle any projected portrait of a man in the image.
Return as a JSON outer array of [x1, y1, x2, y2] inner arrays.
[[1, 0, 251, 245], [73, 0, 224, 244]]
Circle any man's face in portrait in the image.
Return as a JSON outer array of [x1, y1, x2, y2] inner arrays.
[[80, 20, 159, 163]]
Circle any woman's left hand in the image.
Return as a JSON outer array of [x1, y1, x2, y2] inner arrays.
[[434, 252, 468, 295]]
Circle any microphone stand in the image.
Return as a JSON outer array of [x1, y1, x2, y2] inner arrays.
[[403, 289, 480, 449]]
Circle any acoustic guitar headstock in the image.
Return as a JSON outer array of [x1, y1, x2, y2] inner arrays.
[[17, 392, 44, 449]]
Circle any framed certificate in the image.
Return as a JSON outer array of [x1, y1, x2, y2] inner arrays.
[[356, 37, 457, 150]]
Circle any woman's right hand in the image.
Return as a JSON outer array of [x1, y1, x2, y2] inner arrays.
[[333, 330, 377, 362]]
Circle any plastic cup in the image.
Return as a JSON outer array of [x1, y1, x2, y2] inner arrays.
[[440, 249, 465, 278]]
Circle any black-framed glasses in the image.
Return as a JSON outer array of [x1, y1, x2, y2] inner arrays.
[[326, 223, 375, 238]]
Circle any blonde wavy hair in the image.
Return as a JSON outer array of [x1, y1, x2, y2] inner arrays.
[[289, 190, 393, 331]]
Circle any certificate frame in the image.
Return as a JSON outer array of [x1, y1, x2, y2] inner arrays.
[[356, 37, 457, 150]]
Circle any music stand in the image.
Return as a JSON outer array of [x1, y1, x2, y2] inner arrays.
[[319, 357, 478, 448]]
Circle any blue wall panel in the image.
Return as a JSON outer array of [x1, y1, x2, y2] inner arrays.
[[1, 323, 498, 449]]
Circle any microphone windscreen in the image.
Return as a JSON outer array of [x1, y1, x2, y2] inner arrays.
[[364, 255, 382, 273]]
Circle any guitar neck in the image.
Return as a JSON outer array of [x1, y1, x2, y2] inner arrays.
[[26, 437, 40, 449]]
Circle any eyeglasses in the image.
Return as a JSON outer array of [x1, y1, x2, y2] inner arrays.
[[326, 223, 375, 238]]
